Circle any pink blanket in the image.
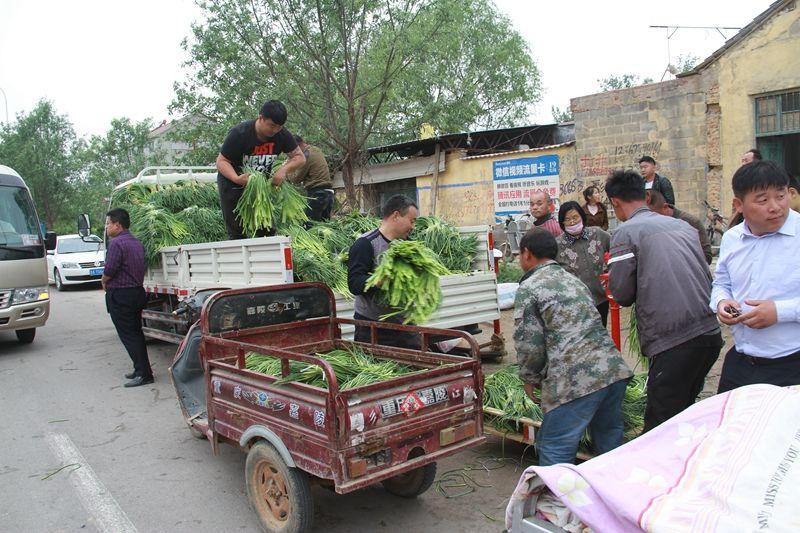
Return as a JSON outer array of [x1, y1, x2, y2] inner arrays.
[[506, 384, 800, 532]]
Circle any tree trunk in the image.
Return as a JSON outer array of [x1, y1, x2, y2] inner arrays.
[[342, 153, 358, 209]]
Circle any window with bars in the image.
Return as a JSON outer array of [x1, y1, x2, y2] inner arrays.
[[756, 89, 800, 136]]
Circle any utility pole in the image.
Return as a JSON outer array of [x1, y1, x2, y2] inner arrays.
[[0, 87, 8, 124]]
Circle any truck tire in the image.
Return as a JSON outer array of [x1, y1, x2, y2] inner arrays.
[[382, 462, 437, 498], [245, 441, 313, 533], [16, 328, 36, 344]]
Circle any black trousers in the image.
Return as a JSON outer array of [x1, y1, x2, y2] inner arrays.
[[106, 287, 152, 379], [717, 346, 800, 393], [353, 312, 420, 350], [219, 180, 246, 240], [643, 331, 723, 432], [596, 300, 609, 328], [218, 180, 275, 240], [306, 188, 334, 222]]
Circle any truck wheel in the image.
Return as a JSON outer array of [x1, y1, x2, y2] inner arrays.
[[54, 269, 65, 291], [382, 462, 437, 498], [245, 441, 313, 533], [16, 328, 36, 344]]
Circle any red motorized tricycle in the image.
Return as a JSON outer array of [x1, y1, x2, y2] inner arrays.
[[170, 283, 485, 533]]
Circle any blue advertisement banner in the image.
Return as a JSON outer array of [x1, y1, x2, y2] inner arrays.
[[493, 155, 560, 216]]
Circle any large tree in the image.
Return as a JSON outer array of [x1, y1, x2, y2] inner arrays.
[[171, 0, 540, 205], [0, 100, 82, 230], [76, 117, 159, 227]]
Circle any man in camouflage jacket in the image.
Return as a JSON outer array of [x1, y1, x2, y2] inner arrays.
[[514, 228, 632, 466]]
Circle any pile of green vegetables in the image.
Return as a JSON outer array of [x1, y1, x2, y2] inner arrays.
[[111, 179, 480, 324], [482, 365, 544, 431], [234, 168, 309, 236], [245, 345, 417, 390], [497, 262, 524, 284], [110, 181, 227, 266], [410, 216, 479, 273], [285, 224, 352, 297], [365, 240, 451, 324], [627, 305, 648, 370], [483, 366, 648, 446]]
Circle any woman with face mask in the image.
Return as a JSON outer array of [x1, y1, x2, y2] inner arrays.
[[555, 201, 612, 326]]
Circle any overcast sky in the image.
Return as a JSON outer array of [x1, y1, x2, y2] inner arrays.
[[0, 0, 773, 138]]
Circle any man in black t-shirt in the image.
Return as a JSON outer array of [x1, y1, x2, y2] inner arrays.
[[347, 195, 420, 349], [215, 100, 306, 239]]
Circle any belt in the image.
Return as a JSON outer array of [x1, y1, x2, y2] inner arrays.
[[308, 187, 334, 193], [739, 349, 800, 366]]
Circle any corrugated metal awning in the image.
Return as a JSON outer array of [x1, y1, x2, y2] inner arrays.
[[459, 141, 575, 160]]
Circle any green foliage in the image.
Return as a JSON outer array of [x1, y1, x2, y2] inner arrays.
[[483, 366, 648, 445], [111, 181, 227, 265], [483, 365, 543, 433], [497, 262, 524, 284], [409, 216, 479, 273], [245, 345, 417, 390], [0, 100, 82, 231], [128, 203, 190, 266], [598, 73, 654, 92], [366, 239, 451, 324], [175, 206, 227, 244], [234, 170, 278, 236], [674, 53, 700, 74], [551, 105, 573, 123], [379, 0, 541, 136], [336, 211, 381, 240], [623, 374, 647, 441], [627, 304, 648, 371], [235, 169, 310, 237], [273, 181, 310, 229], [0, 103, 161, 235], [76, 117, 161, 231], [286, 225, 352, 297], [171, 0, 541, 204]]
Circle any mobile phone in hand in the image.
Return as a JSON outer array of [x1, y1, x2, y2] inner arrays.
[[724, 305, 741, 318]]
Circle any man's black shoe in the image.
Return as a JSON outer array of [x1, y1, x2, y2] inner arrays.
[[124, 376, 154, 388], [125, 371, 137, 379]]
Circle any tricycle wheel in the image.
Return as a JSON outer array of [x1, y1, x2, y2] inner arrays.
[[245, 441, 313, 533], [382, 462, 436, 498]]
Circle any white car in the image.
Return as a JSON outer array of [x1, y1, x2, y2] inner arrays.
[[47, 234, 105, 290]]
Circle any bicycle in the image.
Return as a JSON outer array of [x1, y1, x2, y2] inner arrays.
[[703, 200, 727, 249]]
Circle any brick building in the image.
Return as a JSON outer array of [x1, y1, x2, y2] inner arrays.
[[570, 0, 800, 221]]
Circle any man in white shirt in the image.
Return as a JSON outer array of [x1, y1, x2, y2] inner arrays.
[[711, 160, 800, 392]]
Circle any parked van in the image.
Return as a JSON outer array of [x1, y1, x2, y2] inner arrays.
[[0, 165, 55, 343]]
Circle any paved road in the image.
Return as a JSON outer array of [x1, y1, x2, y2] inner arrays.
[[0, 286, 526, 533]]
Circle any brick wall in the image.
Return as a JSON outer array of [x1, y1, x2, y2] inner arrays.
[[571, 74, 716, 220]]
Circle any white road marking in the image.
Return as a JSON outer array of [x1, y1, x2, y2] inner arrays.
[[45, 433, 137, 533]]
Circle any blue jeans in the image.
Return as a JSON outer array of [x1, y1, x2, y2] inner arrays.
[[536, 380, 628, 466]]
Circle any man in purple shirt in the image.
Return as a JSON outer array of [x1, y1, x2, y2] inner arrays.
[[102, 208, 153, 387]]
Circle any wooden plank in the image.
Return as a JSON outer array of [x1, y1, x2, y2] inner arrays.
[[485, 426, 529, 444], [484, 406, 541, 427], [483, 407, 593, 461], [429, 142, 441, 215]]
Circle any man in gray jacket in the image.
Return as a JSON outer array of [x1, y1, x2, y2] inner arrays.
[[606, 169, 722, 432]]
